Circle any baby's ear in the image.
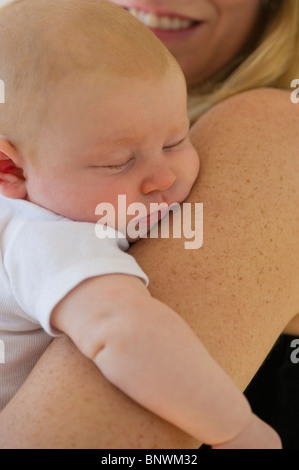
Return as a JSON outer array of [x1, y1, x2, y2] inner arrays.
[[0, 138, 27, 199]]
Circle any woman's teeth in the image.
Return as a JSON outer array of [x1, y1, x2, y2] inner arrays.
[[127, 8, 196, 30]]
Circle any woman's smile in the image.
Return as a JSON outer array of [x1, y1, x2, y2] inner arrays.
[[124, 7, 205, 41]]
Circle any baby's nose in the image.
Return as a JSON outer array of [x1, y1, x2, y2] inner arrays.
[[141, 166, 176, 195]]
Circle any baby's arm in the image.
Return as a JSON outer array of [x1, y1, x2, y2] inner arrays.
[[51, 274, 281, 448]]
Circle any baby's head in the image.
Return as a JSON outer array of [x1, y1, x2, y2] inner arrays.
[[0, 0, 199, 235]]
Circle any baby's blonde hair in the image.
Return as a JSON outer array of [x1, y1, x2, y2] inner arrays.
[[0, 0, 178, 155], [188, 0, 299, 123]]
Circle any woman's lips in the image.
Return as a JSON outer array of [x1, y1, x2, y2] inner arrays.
[[148, 23, 202, 42], [126, 7, 198, 27], [123, 6, 203, 40]]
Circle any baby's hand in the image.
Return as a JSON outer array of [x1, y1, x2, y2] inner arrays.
[[212, 415, 282, 449]]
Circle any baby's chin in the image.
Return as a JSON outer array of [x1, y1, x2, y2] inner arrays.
[[181, 176, 199, 203]]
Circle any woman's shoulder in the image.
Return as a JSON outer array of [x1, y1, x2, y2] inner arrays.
[[193, 87, 298, 130], [222, 86, 295, 105], [190, 87, 299, 169], [189, 87, 299, 333], [204, 87, 297, 117]]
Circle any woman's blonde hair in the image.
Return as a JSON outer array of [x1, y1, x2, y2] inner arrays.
[[188, 0, 299, 123]]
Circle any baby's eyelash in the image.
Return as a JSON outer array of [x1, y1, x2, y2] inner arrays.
[[103, 158, 134, 171], [163, 136, 186, 150], [104, 164, 125, 170]]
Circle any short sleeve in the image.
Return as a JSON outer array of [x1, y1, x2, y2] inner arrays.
[[3, 211, 148, 336]]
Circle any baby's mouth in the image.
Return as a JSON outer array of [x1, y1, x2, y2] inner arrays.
[[136, 203, 180, 228], [124, 7, 200, 31], [137, 210, 164, 227]]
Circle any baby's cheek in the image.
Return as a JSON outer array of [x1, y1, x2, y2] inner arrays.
[[192, 148, 200, 178], [185, 147, 200, 186]]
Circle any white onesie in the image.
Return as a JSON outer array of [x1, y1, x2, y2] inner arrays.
[[0, 195, 148, 410]]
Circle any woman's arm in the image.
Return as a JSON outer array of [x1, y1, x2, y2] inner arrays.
[[0, 88, 298, 448], [49, 273, 280, 448], [0, 336, 198, 449]]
